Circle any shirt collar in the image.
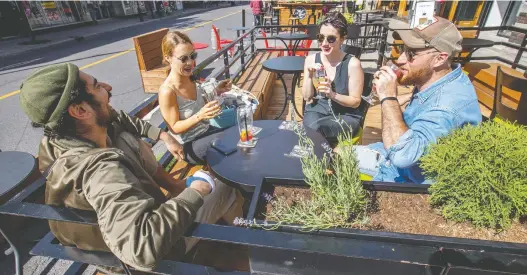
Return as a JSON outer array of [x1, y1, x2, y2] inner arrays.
[[412, 63, 462, 104]]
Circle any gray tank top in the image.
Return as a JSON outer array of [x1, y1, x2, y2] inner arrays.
[[165, 83, 210, 144]]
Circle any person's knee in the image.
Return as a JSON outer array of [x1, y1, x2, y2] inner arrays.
[[303, 112, 320, 129]]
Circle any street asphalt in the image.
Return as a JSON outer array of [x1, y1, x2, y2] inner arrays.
[[0, 4, 254, 156]]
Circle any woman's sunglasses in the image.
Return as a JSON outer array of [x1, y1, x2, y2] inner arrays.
[[177, 51, 198, 63], [316, 34, 337, 44]]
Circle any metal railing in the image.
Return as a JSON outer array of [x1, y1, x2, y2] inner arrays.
[[193, 22, 391, 83]]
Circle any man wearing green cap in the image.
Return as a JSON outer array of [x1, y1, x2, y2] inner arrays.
[[19, 63, 241, 272]]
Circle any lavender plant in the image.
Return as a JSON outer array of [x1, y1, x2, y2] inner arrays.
[[261, 123, 368, 230]]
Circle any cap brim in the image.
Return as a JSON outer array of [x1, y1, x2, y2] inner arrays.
[[393, 30, 427, 49]]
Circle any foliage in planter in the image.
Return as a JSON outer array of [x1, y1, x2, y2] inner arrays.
[[420, 120, 527, 230], [263, 125, 368, 230]]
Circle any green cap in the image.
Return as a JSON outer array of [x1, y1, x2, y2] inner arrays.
[[20, 63, 80, 130]]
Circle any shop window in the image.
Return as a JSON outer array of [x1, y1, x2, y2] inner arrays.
[[457, 1, 479, 21]]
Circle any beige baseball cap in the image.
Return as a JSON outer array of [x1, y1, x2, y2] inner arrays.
[[393, 16, 463, 57]]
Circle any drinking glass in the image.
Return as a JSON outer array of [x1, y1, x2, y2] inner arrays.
[[313, 65, 327, 100], [236, 105, 254, 146], [362, 62, 402, 105]]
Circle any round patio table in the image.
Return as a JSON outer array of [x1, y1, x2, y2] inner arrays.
[[271, 33, 310, 56], [193, 42, 209, 50], [461, 38, 495, 50], [0, 151, 36, 199], [262, 56, 305, 120], [459, 38, 495, 63], [228, 26, 251, 37], [0, 151, 37, 275], [206, 120, 327, 195]]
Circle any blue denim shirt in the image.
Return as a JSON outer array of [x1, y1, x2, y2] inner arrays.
[[369, 64, 482, 184]]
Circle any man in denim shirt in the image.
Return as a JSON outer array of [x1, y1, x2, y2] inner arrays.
[[357, 17, 482, 184]]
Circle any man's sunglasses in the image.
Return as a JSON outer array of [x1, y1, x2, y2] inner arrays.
[[177, 51, 198, 63], [396, 45, 437, 61], [316, 34, 337, 44]]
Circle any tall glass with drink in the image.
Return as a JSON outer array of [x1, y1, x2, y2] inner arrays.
[[362, 61, 402, 105], [236, 105, 255, 147], [312, 63, 327, 100]]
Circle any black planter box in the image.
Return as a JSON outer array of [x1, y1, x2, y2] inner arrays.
[[245, 180, 527, 275]]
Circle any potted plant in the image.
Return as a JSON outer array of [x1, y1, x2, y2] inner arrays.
[[240, 120, 527, 274]]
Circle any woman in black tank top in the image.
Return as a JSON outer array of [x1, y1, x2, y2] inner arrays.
[[301, 11, 365, 145]]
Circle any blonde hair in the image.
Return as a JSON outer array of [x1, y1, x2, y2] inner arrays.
[[161, 31, 193, 62]]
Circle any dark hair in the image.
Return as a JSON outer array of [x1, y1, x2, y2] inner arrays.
[[33, 74, 98, 139], [319, 10, 348, 38]]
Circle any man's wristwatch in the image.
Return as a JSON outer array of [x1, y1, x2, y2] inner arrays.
[[380, 97, 398, 105]]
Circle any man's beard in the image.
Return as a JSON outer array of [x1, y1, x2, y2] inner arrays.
[[399, 66, 433, 86], [95, 104, 117, 128]]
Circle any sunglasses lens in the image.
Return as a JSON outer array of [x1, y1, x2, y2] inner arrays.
[[190, 52, 198, 60], [316, 34, 324, 43], [327, 36, 337, 43]]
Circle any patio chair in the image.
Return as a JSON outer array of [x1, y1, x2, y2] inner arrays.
[[490, 66, 527, 126], [294, 27, 317, 57], [212, 25, 235, 57], [341, 44, 362, 59], [260, 30, 284, 56]]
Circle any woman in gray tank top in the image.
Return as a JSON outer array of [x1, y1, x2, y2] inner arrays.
[[158, 31, 232, 164], [302, 11, 365, 146]]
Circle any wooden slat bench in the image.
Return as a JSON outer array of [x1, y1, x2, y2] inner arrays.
[[235, 51, 280, 120], [463, 62, 526, 116], [133, 28, 171, 93]]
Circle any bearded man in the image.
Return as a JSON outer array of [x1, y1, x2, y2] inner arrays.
[[19, 63, 241, 272], [356, 17, 482, 184]]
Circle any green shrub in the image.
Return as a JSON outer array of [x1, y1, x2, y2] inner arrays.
[[420, 120, 527, 230]]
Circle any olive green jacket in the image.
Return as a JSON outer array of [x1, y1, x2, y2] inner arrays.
[[38, 110, 204, 271]]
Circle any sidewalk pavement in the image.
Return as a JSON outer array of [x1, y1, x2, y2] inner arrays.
[[0, 3, 231, 59]]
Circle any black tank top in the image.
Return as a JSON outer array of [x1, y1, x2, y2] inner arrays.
[[306, 53, 364, 118]]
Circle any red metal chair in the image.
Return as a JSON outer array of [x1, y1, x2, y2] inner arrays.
[[295, 39, 313, 57], [212, 25, 234, 57], [260, 30, 284, 57]]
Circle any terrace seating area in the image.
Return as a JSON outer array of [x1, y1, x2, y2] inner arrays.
[[1, 10, 526, 275]]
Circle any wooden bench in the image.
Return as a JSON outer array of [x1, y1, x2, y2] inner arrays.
[[235, 51, 280, 120], [463, 62, 526, 116], [133, 28, 171, 93]]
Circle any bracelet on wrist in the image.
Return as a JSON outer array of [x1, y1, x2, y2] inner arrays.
[[380, 97, 398, 105]]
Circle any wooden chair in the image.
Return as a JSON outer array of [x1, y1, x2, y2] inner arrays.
[[288, 17, 300, 33], [212, 25, 234, 57], [490, 66, 527, 125], [133, 28, 171, 93]]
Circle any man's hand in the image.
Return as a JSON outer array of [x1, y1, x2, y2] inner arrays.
[[159, 131, 184, 160], [189, 180, 212, 197], [215, 79, 232, 95], [374, 66, 398, 101], [189, 170, 215, 197]]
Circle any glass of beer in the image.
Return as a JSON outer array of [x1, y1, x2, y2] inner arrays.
[[362, 61, 402, 105], [312, 64, 327, 100]]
